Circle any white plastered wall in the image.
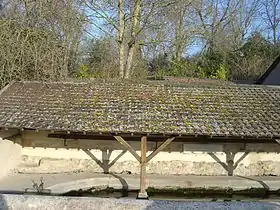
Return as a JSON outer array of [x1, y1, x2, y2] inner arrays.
[[7, 130, 278, 176]]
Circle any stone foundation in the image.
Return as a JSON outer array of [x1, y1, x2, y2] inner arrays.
[[2, 130, 280, 177], [15, 152, 280, 176]]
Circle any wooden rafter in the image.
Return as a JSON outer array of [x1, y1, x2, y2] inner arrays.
[[114, 136, 140, 162], [147, 137, 175, 163]]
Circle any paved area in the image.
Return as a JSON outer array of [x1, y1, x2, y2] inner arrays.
[[1, 194, 280, 210], [0, 173, 280, 194]]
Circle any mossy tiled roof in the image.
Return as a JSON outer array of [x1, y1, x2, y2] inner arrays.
[[0, 81, 279, 138], [162, 76, 233, 85]]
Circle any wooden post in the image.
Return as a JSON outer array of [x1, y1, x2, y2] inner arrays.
[[113, 135, 176, 199], [138, 136, 148, 199]]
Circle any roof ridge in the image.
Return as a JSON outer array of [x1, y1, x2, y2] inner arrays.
[[19, 80, 89, 85], [14, 80, 280, 90]]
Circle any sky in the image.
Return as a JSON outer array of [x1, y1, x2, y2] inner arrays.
[[83, 0, 280, 58]]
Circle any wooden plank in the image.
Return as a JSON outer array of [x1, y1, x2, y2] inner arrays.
[[48, 133, 276, 143], [114, 136, 140, 162], [139, 136, 148, 198], [147, 137, 175, 163], [183, 143, 223, 152]]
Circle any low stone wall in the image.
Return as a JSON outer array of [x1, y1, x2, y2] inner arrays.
[[15, 148, 280, 176], [2, 130, 280, 176]]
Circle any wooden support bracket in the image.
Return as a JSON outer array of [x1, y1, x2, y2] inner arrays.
[[114, 136, 140, 162], [146, 137, 175, 163], [275, 139, 280, 145], [114, 135, 176, 199]]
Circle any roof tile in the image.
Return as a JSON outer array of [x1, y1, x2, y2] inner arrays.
[[0, 81, 279, 138]]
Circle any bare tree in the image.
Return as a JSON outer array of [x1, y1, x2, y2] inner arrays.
[[118, 0, 125, 78], [229, 0, 260, 48], [262, 0, 280, 45], [84, 0, 158, 79], [0, 0, 85, 88], [194, 0, 242, 52], [172, 0, 194, 62]]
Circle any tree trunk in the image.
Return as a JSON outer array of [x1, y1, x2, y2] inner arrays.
[[119, 40, 125, 78], [118, 0, 125, 78], [175, 7, 185, 63], [273, 0, 277, 45], [125, 44, 135, 79], [124, 0, 141, 79]]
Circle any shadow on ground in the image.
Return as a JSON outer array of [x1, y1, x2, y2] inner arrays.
[[110, 173, 129, 197], [238, 176, 270, 191]]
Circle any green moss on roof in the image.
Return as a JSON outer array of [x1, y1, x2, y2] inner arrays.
[[0, 80, 279, 138]]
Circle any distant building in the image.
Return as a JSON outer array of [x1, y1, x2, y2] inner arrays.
[[232, 80, 256, 85], [148, 76, 234, 85], [256, 56, 280, 85]]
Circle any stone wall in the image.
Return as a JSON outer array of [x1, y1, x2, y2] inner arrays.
[[0, 139, 22, 179], [17, 149, 280, 176], [2, 130, 280, 176], [13, 131, 280, 176]]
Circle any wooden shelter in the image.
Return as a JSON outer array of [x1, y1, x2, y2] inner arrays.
[[0, 80, 280, 198]]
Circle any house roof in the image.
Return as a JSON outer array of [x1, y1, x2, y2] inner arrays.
[[162, 76, 233, 85], [0, 81, 279, 139], [233, 80, 256, 85], [147, 76, 233, 85], [256, 55, 280, 84]]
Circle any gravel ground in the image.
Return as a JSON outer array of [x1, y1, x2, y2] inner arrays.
[[1, 194, 280, 210]]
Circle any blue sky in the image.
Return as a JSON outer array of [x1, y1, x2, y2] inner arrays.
[[84, 1, 279, 57]]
